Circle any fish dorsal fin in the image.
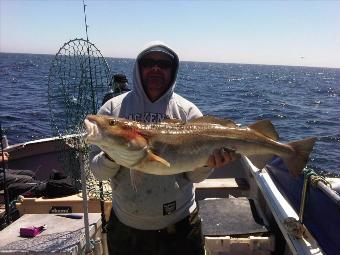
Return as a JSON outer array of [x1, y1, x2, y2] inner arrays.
[[249, 120, 279, 141], [189, 116, 237, 128], [162, 118, 184, 125]]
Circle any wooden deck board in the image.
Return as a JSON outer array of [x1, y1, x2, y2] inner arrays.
[[15, 193, 112, 219]]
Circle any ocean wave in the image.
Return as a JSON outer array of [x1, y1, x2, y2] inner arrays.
[[1, 53, 339, 175]]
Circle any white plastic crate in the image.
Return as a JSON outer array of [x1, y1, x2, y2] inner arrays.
[[204, 235, 275, 255]]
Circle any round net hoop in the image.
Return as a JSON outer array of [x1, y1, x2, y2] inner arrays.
[[47, 38, 112, 200]]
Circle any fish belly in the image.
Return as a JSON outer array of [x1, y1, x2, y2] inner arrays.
[[135, 137, 224, 175], [107, 148, 146, 169]]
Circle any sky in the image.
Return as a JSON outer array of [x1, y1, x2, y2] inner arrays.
[[1, 0, 340, 68]]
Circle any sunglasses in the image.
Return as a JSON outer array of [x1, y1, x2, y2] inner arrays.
[[139, 58, 173, 69]]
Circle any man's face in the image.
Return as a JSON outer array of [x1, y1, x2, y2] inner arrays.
[[139, 52, 173, 102]]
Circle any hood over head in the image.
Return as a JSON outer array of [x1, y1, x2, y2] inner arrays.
[[139, 45, 175, 61], [132, 41, 179, 104]]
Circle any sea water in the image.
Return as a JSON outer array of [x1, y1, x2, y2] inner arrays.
[[0, 52, 339, 175]]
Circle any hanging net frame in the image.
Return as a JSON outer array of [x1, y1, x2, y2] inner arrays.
[[47, 38, 113, 200]]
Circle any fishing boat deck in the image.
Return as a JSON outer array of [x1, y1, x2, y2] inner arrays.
[[0, 213, 103, 255], [2, 137, 337, 254]]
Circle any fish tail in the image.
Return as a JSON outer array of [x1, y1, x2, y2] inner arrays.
[[283, 137, 316, 177]]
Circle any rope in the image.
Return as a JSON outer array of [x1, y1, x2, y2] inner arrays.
[[299, 169, 316, 224], [299, 168, 331, 224], [310, 175, 332, 189]]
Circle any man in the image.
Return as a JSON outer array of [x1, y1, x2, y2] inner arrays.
[[102, 74, 131, 105], [90, 41, 237, 255], [112, 74, 130, 95]]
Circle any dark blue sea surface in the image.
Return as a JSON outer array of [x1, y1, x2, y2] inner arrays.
[[0, 52, 339, 176]]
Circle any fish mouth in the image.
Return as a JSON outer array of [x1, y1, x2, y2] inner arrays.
[[83, 118, 99, 143]]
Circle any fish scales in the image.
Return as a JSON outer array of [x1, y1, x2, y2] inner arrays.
[[149, 125, 292, 157]]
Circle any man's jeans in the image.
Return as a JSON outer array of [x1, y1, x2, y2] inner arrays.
[[106, 208, 204, 255]]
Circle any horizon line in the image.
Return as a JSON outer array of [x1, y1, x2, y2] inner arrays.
[[1, 51, 339, 70]]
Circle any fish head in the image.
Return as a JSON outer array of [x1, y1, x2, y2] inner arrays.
[[84, 115, 148, 150]]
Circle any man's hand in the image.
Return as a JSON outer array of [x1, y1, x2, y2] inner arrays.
[[206, 148, 239, 168], [0, 151, 9, 163]]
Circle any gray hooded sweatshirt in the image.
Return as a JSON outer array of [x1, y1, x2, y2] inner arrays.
[[90, 41, 213, 230]]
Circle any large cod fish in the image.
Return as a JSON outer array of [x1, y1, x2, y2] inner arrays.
[[84, 115, 316, 177]]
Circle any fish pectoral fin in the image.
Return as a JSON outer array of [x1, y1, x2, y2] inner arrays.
[[248, 154, 275, 170], [249, 120, 279, 141], [146, 150, 171, 168]]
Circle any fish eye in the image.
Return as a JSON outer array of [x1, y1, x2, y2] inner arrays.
[[109, 120, 115, 126]]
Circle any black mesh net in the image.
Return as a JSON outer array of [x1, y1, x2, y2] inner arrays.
[[47, 38, 113, 200]]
